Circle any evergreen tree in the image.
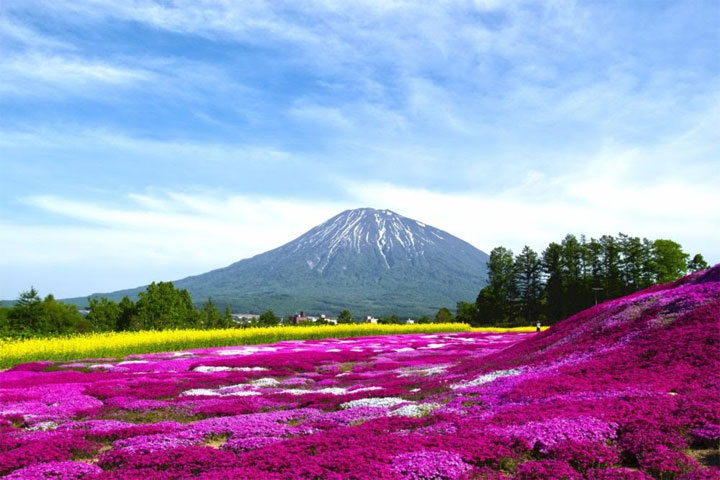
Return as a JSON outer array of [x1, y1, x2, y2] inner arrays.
[[116, 296, 136, 331], [223, 306, 234, 328], [202, 298, 222, 329], [599, 235, 623, 298], [542, 243, 564, 323], [515, 246, 542, 323], [7, 287, 44, 335]]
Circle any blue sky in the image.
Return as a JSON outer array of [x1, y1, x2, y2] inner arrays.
[[1, 0, 718, 299]]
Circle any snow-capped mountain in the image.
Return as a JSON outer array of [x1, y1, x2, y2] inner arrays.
[[81, 208, 489, 317]]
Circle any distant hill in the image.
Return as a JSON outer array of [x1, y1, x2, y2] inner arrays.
[[65, 208, 489, 317]]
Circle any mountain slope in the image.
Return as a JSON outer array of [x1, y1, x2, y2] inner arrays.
[[76, 208, 489, 316]]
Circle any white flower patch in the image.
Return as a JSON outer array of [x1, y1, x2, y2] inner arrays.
[[282, 388, 348, 396], [117, 360, 149, 365], [420, 343, 446, 350], [325, 348, 342, 352], [171, 351, 194, 357], [251, 377, 281, 387], [88, 363, 114, 370], [193, 366, 269, 373], [451, 369, 522, 390], [281, 386, 382, 396], [181, 388, 221, 397], [398, 365, 450, 377], [181, 386, 261, 397], [390, 403, 441, 417], [340, 397, 408, 409], [393, 348, 415, 353], [218, 346, 277, 356], [349, 386, 383, 393], [224, 391, 262, 397], [27, 421, 58, 431]]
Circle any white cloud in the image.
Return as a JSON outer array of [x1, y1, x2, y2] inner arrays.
[[0, 54, 151, 99]]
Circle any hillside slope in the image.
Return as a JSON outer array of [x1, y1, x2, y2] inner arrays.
[[444, 264, 720, 478]]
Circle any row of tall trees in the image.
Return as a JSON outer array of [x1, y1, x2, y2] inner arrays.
[[465, 233, 708, 327]]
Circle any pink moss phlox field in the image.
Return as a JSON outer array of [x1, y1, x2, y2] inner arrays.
[[1, 266, 719, 478]]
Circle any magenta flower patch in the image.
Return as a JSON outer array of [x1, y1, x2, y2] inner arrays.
[[0, 265, 719, 478]]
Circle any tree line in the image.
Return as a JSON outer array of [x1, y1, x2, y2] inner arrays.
[[0, 282, 238, 338], [455, 233, 708, 327]]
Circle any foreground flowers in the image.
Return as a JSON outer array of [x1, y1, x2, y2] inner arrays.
[[1, 267, 719, 479]]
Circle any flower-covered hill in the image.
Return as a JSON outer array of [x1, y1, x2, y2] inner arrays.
[[446, 264, 720, 478], [0, 266, 718, 479]]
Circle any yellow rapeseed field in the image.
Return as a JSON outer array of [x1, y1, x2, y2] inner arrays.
[[0, 323, 547, 369]]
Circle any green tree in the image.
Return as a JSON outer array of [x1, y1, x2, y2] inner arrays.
[[223, 306, 233, 328], [542, 243, 564, 323], [599, 235, 623, 298], [7, 287, 45, 335], [456, 301, 478, 325], [86, 297, 120, 332], [337, 309, 354, 324], [652, 239, 689, 283], [42, 294, 85, 334], [0, 306, 8, 336], [201, 298, 222, 329], [116, 296, 136, 331], [688, 253, 709, 273], [134, 282, 197, 330], [258, 310, 280, 327], [435, 307, 454, 323], [476, 247, 517, 325], [515, 246, 542, 323]]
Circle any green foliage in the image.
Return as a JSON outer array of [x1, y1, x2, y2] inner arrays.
[[652, 239, 689, 283], [688, 253, 709, 273], [379, 315, 404, 324], [201, 298, 222, 329], [5, 288, 85, 337], [515, 245, 542, 323], [258, 310, 280, 327], [223, 306, 233, 329], [474, 232, 699, 326], [455, 301, 477, 325], [133, 282, 197, 330], [0, 306, 9, 336], [87, 297, 121, 332], [434, 307, 454, 323], [337, 309, 354, 324]]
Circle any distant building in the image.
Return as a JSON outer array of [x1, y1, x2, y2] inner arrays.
[[289, 311, 310, 325], [232, 313, 259, 324], [405, 319, 415, 325], [363, 316, 379, 324]]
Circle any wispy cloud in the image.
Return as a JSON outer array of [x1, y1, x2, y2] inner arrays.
[[0, 0, 717, 298]]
